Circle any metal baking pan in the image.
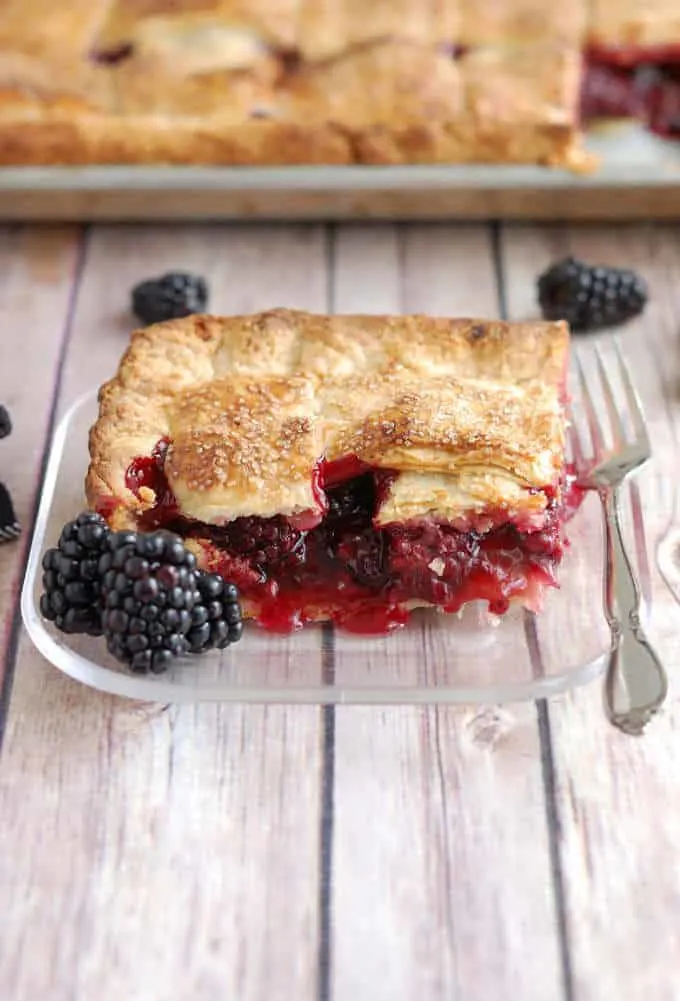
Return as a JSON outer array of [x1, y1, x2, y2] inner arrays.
[[1, 126, 680, 221]]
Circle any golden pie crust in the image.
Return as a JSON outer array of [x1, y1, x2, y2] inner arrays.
[[4, 2, 679, 168], [589, 1, 680, 49], [86, 308, 569, 537], [0, 0, 591, 167]]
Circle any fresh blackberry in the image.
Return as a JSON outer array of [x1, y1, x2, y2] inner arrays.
[[0, 405, 11, 440], [537, 257, 648, 332], [99, 530, 243, 673], [99, 529, 203, 674], [39, 511, 110, 635], [131, 272, 208, 325], [186, 572, 243, 654]]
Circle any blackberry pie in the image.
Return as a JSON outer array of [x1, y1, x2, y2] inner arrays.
[[86, 309, 571, 634]]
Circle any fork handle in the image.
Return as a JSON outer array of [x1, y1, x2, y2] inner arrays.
[[600, 486, 667, 735]]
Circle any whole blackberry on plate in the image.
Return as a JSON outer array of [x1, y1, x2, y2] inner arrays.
[[131, 272, 209, 325], [99, 530, 243, 674], [537, 257, 648, 332], [100, 529, 200, 674], [40, 511, 110, 635], [186, 572, 243, 653]]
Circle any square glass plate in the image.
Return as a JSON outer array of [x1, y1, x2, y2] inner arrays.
[[21, 391, 609, 704]]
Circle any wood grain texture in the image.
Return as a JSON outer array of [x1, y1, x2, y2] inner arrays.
[[0, 225, 329, 1001], [3, 218, 679, 1001], [501, 224, 680, 1001], [329, 224, 564, 1001], [0, 224, 82, 663]]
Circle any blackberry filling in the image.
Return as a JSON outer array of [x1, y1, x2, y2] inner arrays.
[[126, 438, 178, 526], [117, 443, 569, 634], [582, 47, 680, 138]]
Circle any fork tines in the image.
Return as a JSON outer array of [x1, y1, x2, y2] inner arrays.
[[570, 342, 651, 465], [568, 341, 652, 601]]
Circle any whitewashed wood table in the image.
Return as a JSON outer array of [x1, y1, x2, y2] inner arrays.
[[1, 221, 680, 1001]]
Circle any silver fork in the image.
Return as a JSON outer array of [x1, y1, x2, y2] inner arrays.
[[570, 343, 667, 736]]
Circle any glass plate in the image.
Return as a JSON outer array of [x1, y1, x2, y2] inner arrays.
[[21, 391, 609, 704]]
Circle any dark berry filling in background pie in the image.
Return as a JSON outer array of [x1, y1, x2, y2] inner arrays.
[[581, 45, 680, 138], [115, 441, 577, 635]]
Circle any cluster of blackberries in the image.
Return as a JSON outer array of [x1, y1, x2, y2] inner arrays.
[[40, 513, 243, 675]]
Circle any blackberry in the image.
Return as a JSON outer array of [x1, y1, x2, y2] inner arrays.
[[99, 529, 200, 673], [99, 530, 243, 674], [131, 272, 208, 325], [0, 405, 11, 440], [537, 257, 648, 332], [186, 572, 243, 653], [39, 511, 110, 635]]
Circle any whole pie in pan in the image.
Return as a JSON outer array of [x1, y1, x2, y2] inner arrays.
[[86, 309, 571, 633], [1, 0, 679, 168]]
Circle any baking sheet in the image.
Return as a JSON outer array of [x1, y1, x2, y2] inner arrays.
[[2, 126, 680, 221]]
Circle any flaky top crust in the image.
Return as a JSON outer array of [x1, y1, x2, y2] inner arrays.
[[87, 309, 569, 531]]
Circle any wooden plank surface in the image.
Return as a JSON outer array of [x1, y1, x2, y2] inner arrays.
[[0, 225, 329, 1001], [0, 225, 83, 682], [330, 225, 564, 1001], [501, 224, 680, 1001]]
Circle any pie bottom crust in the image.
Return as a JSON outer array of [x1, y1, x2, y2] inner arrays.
[[0, 113, 581, 168]]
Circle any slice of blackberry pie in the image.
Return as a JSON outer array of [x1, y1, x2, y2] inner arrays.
[[86, 309, 571, 634]]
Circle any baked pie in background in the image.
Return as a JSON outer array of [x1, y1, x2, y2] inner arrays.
[[1, 1, 679, 169]]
